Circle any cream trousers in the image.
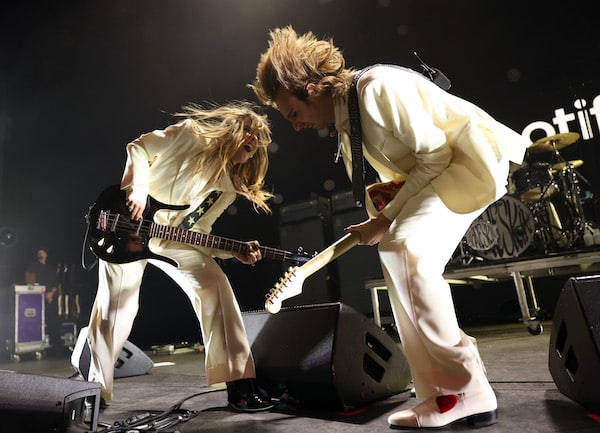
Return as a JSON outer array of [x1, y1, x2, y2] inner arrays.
[[377, 185, 491, 398], [86, 241, 255, 400]]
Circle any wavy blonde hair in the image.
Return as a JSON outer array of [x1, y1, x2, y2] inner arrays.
[[249, 26, 356, 107], [175, 101, 273, 213]]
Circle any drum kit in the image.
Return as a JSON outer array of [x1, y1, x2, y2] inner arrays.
[[453, 132, 595, 264]]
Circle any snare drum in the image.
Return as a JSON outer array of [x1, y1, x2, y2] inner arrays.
[[464, 195, 535, 260], [511, 163, 557, 201]]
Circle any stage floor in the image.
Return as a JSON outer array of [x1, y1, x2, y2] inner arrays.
[[1, 321, 599, 433]]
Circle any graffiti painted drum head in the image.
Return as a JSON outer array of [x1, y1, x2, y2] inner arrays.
[[464, 195, 535, 260]]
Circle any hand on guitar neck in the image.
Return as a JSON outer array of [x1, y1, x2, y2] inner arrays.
[[86, 184, 312, 267], [264, 180, 404, 313], [264, 231, 361, 314]]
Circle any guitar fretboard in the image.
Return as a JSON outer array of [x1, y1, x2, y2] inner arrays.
[[149, 222, 296, 261], [102, 211, 302, 262]]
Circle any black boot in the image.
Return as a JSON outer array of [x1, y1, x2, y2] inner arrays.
[[226, 378, 275, 412]]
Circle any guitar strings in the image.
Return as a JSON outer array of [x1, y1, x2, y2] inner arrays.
[[99, 211, 305, 263]]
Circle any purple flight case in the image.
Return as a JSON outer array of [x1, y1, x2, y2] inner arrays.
[[12, 284, 46, 355]]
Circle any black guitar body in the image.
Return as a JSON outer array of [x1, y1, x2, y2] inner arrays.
[[87, 184, 312, 268], [86, 184, 188, 266]]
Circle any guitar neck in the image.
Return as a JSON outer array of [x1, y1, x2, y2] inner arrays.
[[148, 221, 291, 260], [300, 231, 361, 278]]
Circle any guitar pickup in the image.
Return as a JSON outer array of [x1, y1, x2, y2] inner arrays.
[[135, 219, 143, 236], [110, 212, 119, 233], [97, 210, 108, 231]]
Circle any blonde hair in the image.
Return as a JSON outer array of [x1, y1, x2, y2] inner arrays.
[[249, 26, 356, 107], [175, 101, 273, 213]]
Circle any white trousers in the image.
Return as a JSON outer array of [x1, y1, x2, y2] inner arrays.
[[86, 241, 255, 400], [377, 185, 491, 398]]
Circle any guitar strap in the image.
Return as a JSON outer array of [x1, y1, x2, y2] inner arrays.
[[348, 65, 377, 208], [178, 190, 222, 230]]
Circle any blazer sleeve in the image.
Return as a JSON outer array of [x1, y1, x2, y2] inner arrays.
[[120, 119, 190, 203], [358, 72, 452, 221]]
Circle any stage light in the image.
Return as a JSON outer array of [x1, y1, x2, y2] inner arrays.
[[0, 227, 17, 248]]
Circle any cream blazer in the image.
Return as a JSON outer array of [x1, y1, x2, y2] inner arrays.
[[334, 65, 528, 219], [119, 118, 237, 259]]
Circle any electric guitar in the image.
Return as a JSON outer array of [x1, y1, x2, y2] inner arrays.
[[265, 231, 361, 313], [85, 184, 311, 267], [263, 180, 405, 313]]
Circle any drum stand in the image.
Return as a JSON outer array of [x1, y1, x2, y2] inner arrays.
[[529, 186, 568, 253], [525, 138, 589, 253], [518, 132, 587, 253], [550, 144, 589, 242], [448, 240, 483, 267]]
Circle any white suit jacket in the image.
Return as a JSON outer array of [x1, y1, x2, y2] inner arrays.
[[334, 65, 528, 219], [119, 118, 237, 259]]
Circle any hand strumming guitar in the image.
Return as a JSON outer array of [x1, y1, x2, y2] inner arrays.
[[126, 195, 146, 221]]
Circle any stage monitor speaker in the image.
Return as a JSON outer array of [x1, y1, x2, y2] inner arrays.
[[548, 275, 600, 414], [0, 370, 100, 433], [71, 326, 154, 380], [242, 302, 411, 411]]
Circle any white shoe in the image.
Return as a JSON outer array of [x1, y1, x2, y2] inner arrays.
[[387, 387, 497, 428]]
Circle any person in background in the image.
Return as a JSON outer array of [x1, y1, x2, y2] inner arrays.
[[83, 101, 275, 412], [25, 247, 62, 354], [250, 26, 527, 429]]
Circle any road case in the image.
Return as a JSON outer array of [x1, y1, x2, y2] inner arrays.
[[0, 284, 46, 361]]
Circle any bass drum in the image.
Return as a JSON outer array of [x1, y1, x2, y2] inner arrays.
[[464, 195, 535, 260]]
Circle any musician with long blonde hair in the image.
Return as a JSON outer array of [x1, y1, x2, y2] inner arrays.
[[84, 100, 275, 412]]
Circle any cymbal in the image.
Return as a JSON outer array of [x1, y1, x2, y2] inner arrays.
[[528, 132, 580, 153], [551, 159, 584, 172]]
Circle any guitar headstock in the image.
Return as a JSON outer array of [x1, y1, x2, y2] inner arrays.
[[264, 266, 306, 314]]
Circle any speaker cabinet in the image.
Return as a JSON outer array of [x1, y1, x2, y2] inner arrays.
[[71, 326, 154, 380], [242, 302, 411, 411], [330, 190, 386, 315], [0, 370, 100, 433], [549, 275, 600, 413], [279, 196, 336, 305]]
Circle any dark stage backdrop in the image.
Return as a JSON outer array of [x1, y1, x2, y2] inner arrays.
[[1, 1, 599, 346]]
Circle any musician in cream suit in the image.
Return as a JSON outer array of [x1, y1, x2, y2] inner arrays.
[[251, 26, 528, 429], [84, 101, 275, 412]]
